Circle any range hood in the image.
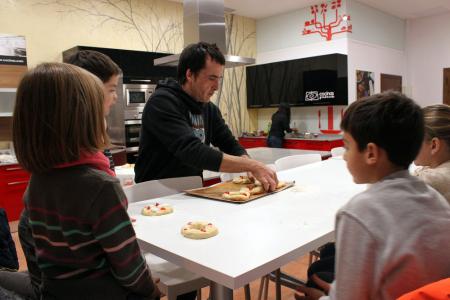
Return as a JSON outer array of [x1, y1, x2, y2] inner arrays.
[[154, 0, 255, 68]]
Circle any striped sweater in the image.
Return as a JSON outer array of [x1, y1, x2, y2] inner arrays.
[[23, 165, 157, 299]]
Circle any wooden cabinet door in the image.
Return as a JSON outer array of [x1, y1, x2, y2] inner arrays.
[[381, 73, 402, 93], [444, 68, 450, 105]]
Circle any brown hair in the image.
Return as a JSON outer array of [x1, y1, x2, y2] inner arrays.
[[423, 104, 450, 147], [13, 62, 109, 173], [65, 50, 121, 83]]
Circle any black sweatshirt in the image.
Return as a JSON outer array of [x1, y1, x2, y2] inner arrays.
[[134, 79, 247, 182]]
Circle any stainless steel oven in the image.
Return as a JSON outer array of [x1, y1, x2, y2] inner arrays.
[[124, 119, 141, 162], [122, 81, 155, 163], [123, 82, 155, 120]]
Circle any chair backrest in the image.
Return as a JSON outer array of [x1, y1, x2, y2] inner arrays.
[[331, 147, 345, 157], [123, 176, 203, 203], [275, 154, 322, 171]]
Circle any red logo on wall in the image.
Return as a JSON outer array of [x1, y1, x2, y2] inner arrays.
[[302, 0, 352, 41]]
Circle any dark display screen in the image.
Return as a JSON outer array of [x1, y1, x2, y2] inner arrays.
[[128, 91, 146, 104], [246, 54, 348, 107]]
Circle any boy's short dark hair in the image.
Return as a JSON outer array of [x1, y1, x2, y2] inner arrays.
[[177, 42, 225, 85], [66, 50, 121, 83], [341, 91, 424, 169]]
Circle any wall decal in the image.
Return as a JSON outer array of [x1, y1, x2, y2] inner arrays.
[[302, 0, 351, 41]]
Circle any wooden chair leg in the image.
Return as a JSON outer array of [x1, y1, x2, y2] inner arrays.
[[257, 276, 267, 300], [196, 288, 202, 300], [244, 284, 251, 300], [263, 274, 269, 300]]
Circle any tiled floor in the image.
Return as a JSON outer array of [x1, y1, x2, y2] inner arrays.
[[11, 223, 309, 300]]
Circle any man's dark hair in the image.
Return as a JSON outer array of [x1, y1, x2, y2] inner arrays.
[[177, 42, 225, 85], [341, 91, 424, 169], [66, 50, 121, 83]]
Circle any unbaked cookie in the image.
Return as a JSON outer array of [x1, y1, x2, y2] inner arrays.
[[222, 187, 251, 201], [276, 181, 286, 189], [141, 203, 173, 216], [232, 175, 252, 184], [181, 221, 219, 239]]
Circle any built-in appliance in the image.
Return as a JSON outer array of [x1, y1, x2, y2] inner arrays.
[[122, 79, 156, 163], [123, 80, 155, 120]]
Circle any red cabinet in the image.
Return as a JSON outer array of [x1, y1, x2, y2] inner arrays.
[[283, 139, 343, 151], [238, 137, 267, 149], [239, 136, 343, 151], [0, 164, 30, 221]]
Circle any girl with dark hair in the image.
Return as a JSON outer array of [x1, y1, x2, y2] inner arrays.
[[267, 103, 292, 148]]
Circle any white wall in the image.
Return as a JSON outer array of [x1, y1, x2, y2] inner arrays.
[[253, 0, 410, 133], [347, 39, 407, 103], [406, 12, 450, 106]]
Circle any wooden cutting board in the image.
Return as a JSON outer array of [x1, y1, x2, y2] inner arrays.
[[185, 181, 295, 203]]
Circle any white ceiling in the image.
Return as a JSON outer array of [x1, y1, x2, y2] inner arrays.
[[172, 0, 450, 20]]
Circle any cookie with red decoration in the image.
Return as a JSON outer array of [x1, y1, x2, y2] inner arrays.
[[181, 221, 219, 239], [141, 203, 173, 216], [232, 175, 252, 184], [222, 187, 251, 201]]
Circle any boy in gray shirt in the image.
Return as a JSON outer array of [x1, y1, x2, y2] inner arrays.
[[297, 92, 450, 300]]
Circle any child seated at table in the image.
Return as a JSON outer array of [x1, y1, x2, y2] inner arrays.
[[413, 104, 450, 203], [12, 62, 160, 299], [296, 92, 450, 300]]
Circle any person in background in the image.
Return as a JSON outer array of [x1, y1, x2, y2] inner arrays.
[[11, 63, 160, 299], [413, 104, 450, 203], [135, 42, 277, 191], [296, 92, 450, 300], [267, 103, 292, 148], [66, 50, 121, 172]]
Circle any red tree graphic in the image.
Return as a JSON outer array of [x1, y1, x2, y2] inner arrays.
[[302, 0, 352, 41]]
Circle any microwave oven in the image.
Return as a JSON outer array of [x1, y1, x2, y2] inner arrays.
[[123, 83, 155, 120]]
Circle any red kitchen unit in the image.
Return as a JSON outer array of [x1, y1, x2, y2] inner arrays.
[[238, 137, 267, 149], [0, 164, 30, 222], [283, 138, 343, 151]]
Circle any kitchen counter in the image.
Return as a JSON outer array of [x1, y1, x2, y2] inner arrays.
[[284, 133, 343, 141]]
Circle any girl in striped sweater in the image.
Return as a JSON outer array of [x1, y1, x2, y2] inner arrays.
[[12, 62, 160, 299]]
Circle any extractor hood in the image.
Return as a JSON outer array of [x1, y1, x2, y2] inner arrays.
[[154, 0, 255, 68]]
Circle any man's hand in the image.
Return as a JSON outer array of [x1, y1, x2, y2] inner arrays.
[[220, 154, 277, 191], [250, 161, 278, 191]]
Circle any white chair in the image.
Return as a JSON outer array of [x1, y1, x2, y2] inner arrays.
[[331, 147, 345, 157], [274, 154, 322, 171], [123, 176, 203, 203], [124, 176, 208, 300]]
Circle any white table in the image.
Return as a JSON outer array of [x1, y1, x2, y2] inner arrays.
[[128, 158, 366, 300]]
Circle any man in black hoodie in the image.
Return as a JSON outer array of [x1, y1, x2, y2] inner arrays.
[[135, 42, 277, 191]]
